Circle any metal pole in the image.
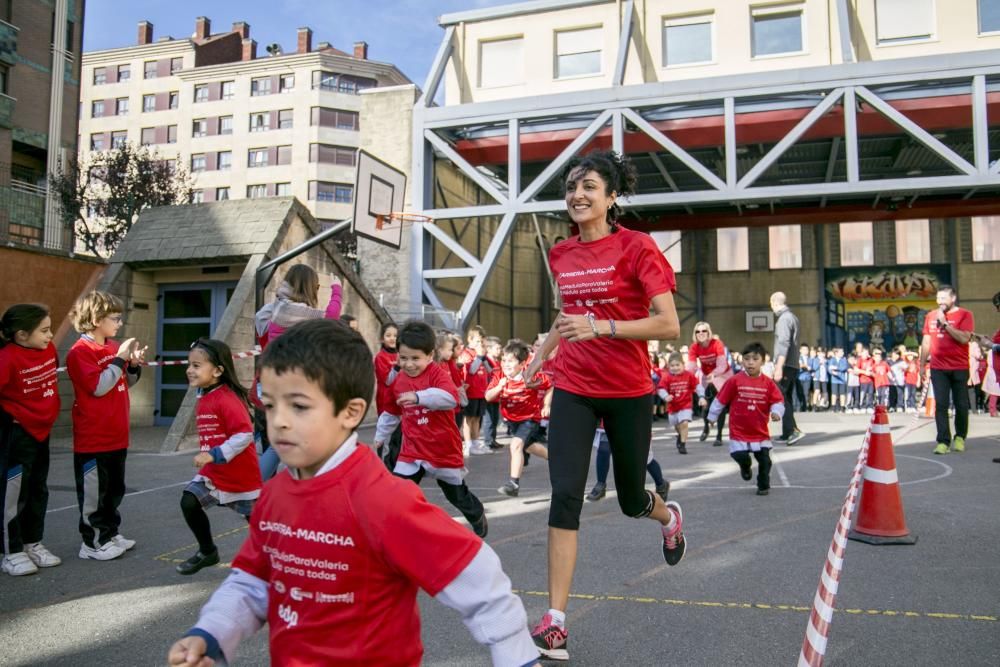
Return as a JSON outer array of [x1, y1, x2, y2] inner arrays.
[[255, 219, 352, 310]]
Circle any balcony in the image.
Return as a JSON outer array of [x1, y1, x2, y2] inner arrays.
[[0, 93, 13, 129], [0, 164, 74, 252], [0, 20, 18, 67]]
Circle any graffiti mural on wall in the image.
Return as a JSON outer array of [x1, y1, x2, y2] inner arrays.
[[824, 265, 952, 351]]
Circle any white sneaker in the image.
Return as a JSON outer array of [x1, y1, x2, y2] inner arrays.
[[2, 552, 39, 576], [469, 441, 493, 455], [462, 442, 471, 457], [112, 534, 136, 551], [79, 541, 126, 561], [24, 542, 61, 567]]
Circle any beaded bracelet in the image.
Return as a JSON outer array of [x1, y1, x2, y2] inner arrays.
[[609, 319, 617, 338], [585, 312, 600, 338]]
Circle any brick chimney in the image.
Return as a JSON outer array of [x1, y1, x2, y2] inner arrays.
[[353, 41, 368, 60], [297, 27, 313, 54], [242, 38, 257, 61], [232, 21, 250, 39], [194, 16, 211, 42], [137, 21, 153, 45]]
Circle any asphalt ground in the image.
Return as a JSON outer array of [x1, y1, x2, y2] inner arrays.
[[2, 410, 999, 666]]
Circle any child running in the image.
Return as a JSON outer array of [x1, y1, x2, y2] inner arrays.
[[706, 342, 785, 496], [167, 320, 539, 667], [176, 339, 261, 575], [373, 321, 400, 468], [66, 291, 145, 560], [486, 339, 551, 497], [656, 352, 706, 455], [0, 304, 62, 575], [374, 320, 488, 537]]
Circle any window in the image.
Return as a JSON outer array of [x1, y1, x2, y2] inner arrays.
[[336, 110, 359, 130], [555, 27, 602, 79], [277, 145, 292, 165], [247, 184, 267, 199], [167, 125, 177, 143], [251, 77, 272, 96], [218, 151, 232, 170], [249, 148, 269, 168], [194, 85, 208, 103], [479, 37, 523, 87], [144, 60, 157, 79], [216, 187, 230, 201], [115, 97, 129, 115], [90, 133, 105, 151], [717, 227, 749, 271], [310, 144, 357, 166], [649, 231, 683, 272], [751, 4, 805, 57], [276, 183, 292, 196], [895, 219, 930, 264], [170, 57, 183, 74], [142, 94, 155, 112], [310, 107, 359, 130], [219, 116, 233, 135], [191, 154, 206, 172], [165, 159, 176, 173], [140, 127, 155, 146], [0, 64, 7, 95], [278, 109, 293, 129], [839, 222, 874, 266], [310, 181, 353, 203], [221, 81, 234, 100], [971, 216, 1000, 261], [93, 68, 106, 85], [117, 64, 130, 81], [111, 131, 127, 149], [250, 112, 271, 132], [169, 91, 179, 109], [312, 71, 338, 91], [768, 225, 802, 269], [876, 0, 934, 44], [192, 118, 207, 137], [980, 0, 1000, 33], [280, 74, 294, 93], [91, 100, 104, 118], [663, 14, 714, 67], [191, 190, 204, 204]]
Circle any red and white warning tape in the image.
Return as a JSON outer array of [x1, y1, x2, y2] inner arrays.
[[893, 381, 933, 445], [797, 420, 878, 667], [56, 347, 261, 372]]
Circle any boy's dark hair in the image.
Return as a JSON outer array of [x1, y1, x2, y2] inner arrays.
[[742, 342, 768, 358], [502, 339, 530, 363], [190, 338, 251, 409], [562, 150, 638, 226], [0, 303, 50, 347], [397, 320, 436, 355], [260, 319, 373, 414]]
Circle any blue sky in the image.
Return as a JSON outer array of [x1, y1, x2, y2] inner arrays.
[[82, 0, 502, 84]]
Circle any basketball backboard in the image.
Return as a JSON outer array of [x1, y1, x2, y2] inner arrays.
[[352, 150, 407, 249]]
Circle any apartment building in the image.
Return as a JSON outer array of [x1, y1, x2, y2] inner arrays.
[[77, 17, 410, 230]]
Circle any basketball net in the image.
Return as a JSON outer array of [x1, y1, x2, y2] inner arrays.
[[374, 211, 434, 231]]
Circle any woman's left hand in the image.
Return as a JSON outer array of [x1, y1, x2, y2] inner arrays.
[[556, 313, 599, 342]]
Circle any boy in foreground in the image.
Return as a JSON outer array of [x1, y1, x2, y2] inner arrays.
[[167, 320, 539, 667]]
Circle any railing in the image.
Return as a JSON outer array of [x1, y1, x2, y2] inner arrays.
[[0, 163, 74, 253]]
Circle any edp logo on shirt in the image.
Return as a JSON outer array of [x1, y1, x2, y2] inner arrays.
[[278, 603, 298, 628]]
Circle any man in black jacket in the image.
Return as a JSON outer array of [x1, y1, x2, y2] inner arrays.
[[770, 292, 805, 445]]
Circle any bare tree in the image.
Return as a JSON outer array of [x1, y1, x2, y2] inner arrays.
[[50, 143, 194, 258]]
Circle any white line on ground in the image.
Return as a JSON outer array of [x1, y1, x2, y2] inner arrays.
[[46, 480, 188, 514], [772, 452, 791, 487]]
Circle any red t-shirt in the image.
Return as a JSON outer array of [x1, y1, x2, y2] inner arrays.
[[66, 337, 131, 453], [993, 328, 1000, 383], [373, 347, 398, 415], [549, 228, 676, 398], [386, 363, 463, 469], [857, 357, 874, 385], [232, 445, 481, 667], [714, 372, 785, 443], [688, 339, 728, 377], [196, 385, 261, 494], [904, 361, 920, 385], [872, 361, 891, 388], [0, 342, 61, 441], [923, 307, 974, 371], [487, 372, 552, 423], [457, 348, 491, 400], [657, 370, 699, 413]]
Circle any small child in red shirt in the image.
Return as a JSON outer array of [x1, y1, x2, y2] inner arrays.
[[486, 339, 551, 497], [656, 353, 706, 454], [706, 342, 786, 495], [904, 350, 921, 413], [373, 322, 400, 468], [176, 338, 260, 576], [871, 348, 891, 407], [375, 320, 488, 537], [168, 319, 539, 667]]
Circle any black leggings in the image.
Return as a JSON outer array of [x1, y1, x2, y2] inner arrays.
[[180, 491, 215, 553], [547, 389, 655, 530], [704, 383, 727, 438]]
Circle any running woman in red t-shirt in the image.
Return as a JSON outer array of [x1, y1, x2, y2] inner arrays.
[[0, 304, 62, 576], [176, 339, 261, 576], [687, 322, 731, 446], [522, 151, 684, 661]]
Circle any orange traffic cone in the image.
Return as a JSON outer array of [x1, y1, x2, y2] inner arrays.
[[848, 405, 918, 545]]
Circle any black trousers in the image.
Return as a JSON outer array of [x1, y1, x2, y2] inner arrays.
[[394, 467, 484, 525], [481, 401, 501, 444], [547, 389, 654, 530], [776, 367, 799, 439], [1, 424, 51, 554], [73, 449, 128, 548], [704, 383, 728, 438], [379, 425, 402, 471], [731, 449, 772, 490], [930, 368, 970, 445]]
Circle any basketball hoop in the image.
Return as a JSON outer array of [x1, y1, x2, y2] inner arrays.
[[374, 211, 434, 231]]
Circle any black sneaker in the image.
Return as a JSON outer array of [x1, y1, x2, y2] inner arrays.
[[498, 480, 520, 497], [699, 429, 709, 442], [713, 438, 723, 447], [756, 488, 770, 496], [677, 442, 687, 455], [488, 441, 504, 451], [471, 512, 488, 538], [661, 501, 686, 566], [655, 481, 670, 502], [586, 482, 606, 502], [739, 460, 753, 481], [176, 549, 219, 575], [531, 613, 569, 661]]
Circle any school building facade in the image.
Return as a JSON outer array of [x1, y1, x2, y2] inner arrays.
[[370, 0, 1000, 351]]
